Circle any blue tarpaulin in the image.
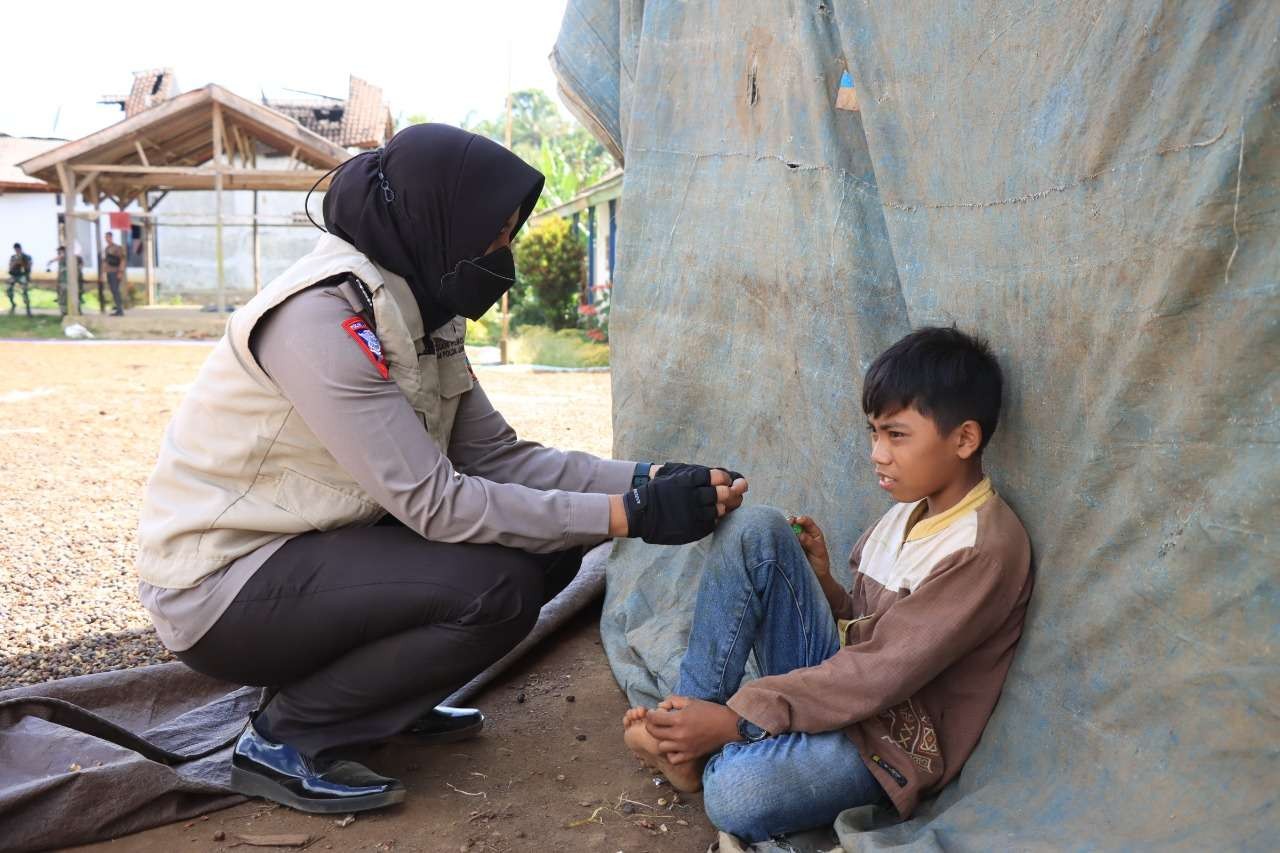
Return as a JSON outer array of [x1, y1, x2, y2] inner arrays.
[[553, 1, 1278, 849]]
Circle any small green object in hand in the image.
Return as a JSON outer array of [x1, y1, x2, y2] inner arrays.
[[791, 523, 804, 536]]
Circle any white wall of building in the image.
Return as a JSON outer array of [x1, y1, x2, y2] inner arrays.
[[0, 193, 60, 269], [592, 201, 612, 286], [147, 187, 324, 299]]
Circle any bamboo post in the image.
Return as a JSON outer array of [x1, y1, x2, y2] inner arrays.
[[212, 102, 227, 313], [56, 164, 80, 318], [500, 47, 513, 365], [142, 193, 156, 305], [92, 187, 104, 314], [252, 190, 261, 293]]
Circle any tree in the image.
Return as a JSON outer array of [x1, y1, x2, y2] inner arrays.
[[397, 112, 431, 130], [464, 89, 615, 209]]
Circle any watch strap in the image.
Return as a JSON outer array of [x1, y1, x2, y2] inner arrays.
[[631, 462, 653, 490], [737, 717, 770, 742]]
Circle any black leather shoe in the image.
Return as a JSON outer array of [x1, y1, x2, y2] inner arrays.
[[230, 719, 405, 814], [399, 705, 485, 744]]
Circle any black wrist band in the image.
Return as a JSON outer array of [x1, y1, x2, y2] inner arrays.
[[621, 487, 644, 537], [631, 462, 652, 491]]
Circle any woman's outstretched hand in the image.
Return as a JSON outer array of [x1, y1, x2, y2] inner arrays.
[[655, 462, 749, 516], [610, 467, 749, 543]]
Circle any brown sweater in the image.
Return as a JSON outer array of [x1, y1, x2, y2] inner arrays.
[[727, 479, 1033, 818]]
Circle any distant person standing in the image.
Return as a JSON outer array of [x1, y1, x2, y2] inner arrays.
[[7, 242, 32, 317], [47, 246, 86, 316], [102, 232, 126, 316]]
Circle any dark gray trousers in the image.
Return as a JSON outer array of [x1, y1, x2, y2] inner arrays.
[[177, 520, 582, 757], [105, 271, 124, 313]]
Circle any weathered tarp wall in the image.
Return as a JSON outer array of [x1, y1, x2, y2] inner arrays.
[[553, 1, 1278, 849]]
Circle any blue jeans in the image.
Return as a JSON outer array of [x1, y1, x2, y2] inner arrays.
[[674, 506, 884, 842]]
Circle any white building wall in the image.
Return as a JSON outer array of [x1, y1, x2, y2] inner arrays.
[[592, 201, 612, 287], [0, 193, 60, 269], [147, 186, 325, 299], [147, 154, 327, 300]]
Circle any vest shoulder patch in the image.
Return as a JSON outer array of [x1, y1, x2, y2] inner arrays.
[[341, 316, 390, 380]]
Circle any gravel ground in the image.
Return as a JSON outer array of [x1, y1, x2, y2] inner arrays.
[[0, 342, 614, 690]]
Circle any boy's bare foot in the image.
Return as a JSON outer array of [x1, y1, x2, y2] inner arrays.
[[621, 706, 704, 792]]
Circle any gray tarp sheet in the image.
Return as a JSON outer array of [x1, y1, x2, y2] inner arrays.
[[0, 543, 612, 852], [553, 1, 1278, 849]]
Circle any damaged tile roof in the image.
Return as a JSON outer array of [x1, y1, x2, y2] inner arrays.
[[264, 76, 394, 150], [126, 69, 179, 118]]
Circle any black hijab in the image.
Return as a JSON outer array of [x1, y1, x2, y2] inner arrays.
[[321, 123, 545, 332]]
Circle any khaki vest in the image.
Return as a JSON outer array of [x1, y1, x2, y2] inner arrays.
[[136, 234, 474, 589]]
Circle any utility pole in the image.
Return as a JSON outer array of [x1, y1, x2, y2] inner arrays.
[[500, 44, 513, 365]]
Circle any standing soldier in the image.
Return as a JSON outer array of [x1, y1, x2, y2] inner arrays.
[[7, 242, 32, 317], [102, 231, 126, 316], [47, 246, 86, 316]]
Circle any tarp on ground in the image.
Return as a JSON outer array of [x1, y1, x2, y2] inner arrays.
[[553, 1, 1278, 849], [0, 543, 613, 852]]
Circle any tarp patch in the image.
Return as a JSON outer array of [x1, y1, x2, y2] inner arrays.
[[341, 316, 389, 380], [835, 69, 859, 112]]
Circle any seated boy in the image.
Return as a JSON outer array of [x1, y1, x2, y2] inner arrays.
[[622, 326, 1033, 842]]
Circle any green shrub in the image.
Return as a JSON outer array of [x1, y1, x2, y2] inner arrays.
[[512, 218, 583, 331], [465, 305, 502, 346], [509, 326, 609, 368]]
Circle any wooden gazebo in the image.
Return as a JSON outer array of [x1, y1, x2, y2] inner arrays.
[[20, 84, 351, 315]]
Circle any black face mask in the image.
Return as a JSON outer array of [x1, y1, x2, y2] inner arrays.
[[434, 246, 516, 321]]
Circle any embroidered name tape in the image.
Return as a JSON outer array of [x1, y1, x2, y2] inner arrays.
[[342, 316, 389, 380]]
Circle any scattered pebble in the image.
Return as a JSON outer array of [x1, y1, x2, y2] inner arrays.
[[565, 694, 575, 702], [657, 797, 668, 806], [515, 693, 526, 704], [575, 734, 587, 741], [555, 774, 566, 782], [213, 830, 226, 841]]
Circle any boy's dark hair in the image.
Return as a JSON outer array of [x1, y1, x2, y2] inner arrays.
[[12, 243, 20, 249], [862, 326, 1003, 451]]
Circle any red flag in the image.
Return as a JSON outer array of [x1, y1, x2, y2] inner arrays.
[[109, 212, 131, 230]]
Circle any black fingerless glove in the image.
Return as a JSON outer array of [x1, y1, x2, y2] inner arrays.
[[656, 461, 745, 484], [622, 467, 719, 545]]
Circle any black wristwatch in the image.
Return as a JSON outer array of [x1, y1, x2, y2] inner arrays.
[[631, 461, 653, 490], [737, 717, 770, 743]]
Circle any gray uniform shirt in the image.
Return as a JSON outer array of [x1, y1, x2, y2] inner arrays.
[[140, 282, 634, 651]]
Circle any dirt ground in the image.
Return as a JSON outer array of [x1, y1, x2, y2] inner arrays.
[[0, 341, 717, 852], [69, 604, 716, 853]]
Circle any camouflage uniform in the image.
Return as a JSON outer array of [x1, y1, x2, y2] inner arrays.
[[7, 250, 32, 316], [54, 253, 86, 316]]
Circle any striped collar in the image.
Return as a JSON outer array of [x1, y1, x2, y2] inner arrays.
[[905, 477, 994, 542]]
